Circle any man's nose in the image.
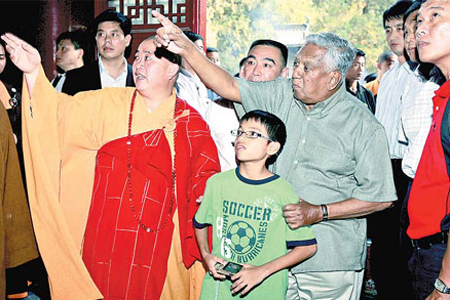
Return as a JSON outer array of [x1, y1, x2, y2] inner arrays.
[[416, 23, 428, 40], [105, 34, 112, 43], [134, 58, 143, 68], [253, 63, 262, 76], [292, 66, 302, 78]]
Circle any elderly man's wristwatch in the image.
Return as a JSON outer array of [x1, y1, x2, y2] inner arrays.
[[435, 278, 450, 294]]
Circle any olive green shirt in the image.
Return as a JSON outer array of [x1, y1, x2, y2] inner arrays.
[[236, 78, 396, 272]]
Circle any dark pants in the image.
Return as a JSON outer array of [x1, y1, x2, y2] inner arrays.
[[367, 159, 412, 299], [408, 243, 446, 300]]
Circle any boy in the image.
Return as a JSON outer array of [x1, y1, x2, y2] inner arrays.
[[194, 110, 317, 299]]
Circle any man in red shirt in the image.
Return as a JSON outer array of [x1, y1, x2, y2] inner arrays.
[[407, 0, 450, 299]]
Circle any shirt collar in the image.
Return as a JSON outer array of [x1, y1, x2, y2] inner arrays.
[[98, 56, 128, 75], [435, 78, 450, 99], [297, 83, 346, 117]]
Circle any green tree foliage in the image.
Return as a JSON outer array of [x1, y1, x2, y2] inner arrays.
[[206, 0, 277, 73], [207, 0, 396, 74]]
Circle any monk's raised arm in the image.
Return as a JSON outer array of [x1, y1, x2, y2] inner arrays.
[[1, 33, 41, 95]]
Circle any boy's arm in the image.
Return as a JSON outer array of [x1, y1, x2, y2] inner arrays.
[[194, 226, 226, 280], [230, 244, 317, 296]]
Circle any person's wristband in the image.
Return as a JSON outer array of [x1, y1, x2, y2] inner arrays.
[[321, 204, 329, 221]]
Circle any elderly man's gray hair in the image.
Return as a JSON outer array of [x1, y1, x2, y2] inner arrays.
[[304, 32, 356, 78]]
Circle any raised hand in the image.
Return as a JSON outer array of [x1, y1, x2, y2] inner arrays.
[[152, 10, 192, 55], [1, 33, 40, 74]]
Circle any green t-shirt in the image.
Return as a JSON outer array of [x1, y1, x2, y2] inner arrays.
[[194, 168, 316, 300]]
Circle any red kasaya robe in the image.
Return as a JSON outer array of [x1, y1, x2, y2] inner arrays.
[[83, 98, 220, 300]]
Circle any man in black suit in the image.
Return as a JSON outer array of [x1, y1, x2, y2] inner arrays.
[[51, 30, 93, 92], [63, 9, 135, 95]]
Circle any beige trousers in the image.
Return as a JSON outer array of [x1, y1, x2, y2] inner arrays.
[[286, 269, 364, 300]]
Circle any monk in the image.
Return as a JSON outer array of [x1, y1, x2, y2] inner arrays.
[[1, 33, 220, 300], [0, 101, 38, 299]]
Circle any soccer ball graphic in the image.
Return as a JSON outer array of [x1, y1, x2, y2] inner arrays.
[[226, 221, 256, 254]]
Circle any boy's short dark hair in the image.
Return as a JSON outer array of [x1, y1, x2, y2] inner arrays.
[[248, 39, 288, 68], [240, 110, 287, 165], [383, 0, 413, 28]]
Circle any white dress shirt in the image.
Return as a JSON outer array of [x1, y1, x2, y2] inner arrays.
[[375, 62, 409, 159], [51, 73, 66, 92], [204, 101, 239, 171], [98, 56, 128, 88], [175, 68, 211, 119], [399, 65, 438, 178]]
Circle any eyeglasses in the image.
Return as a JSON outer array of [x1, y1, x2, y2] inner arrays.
[[231, 129, 273, 142]]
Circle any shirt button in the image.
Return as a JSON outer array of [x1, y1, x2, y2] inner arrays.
[[436, 106, 440, 111], [307, 117, 311, 121], [302, 139, 306, 144], [294, 160, 298, 164]]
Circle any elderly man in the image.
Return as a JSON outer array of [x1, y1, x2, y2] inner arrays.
[[407, 0, 450, 299], [1, 33, 220, 300], [153, 11, 396, 300]]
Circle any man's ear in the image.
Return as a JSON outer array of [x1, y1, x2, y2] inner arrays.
[[168, 64, 180, 81], [125, 34, 132, 47], [267, 141, 281, 157], [280, 67, 289, 78], [328, 71, 342, 90], [377, 62, 382, 71], [77, 48, 84, 60]]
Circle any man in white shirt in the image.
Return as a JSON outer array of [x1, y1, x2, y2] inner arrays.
[[175, 31, 211, 119]]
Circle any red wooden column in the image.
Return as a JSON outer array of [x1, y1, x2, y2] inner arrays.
[[37, 0, 72, 78], [193, 0, 207, 41]]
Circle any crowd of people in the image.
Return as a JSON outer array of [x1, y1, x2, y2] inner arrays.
[[0, 0, 449, 299]]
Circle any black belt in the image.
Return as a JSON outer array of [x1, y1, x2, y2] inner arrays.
[[411, 232, 448, 250]]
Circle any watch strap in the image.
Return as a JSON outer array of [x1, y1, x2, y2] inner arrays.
[[321, 204, 328, 221], [435, 278, 450, 294]]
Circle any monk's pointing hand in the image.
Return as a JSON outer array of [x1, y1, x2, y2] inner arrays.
[[1, 33, 40, 74]]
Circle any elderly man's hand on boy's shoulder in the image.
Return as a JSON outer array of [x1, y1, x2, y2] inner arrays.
[[282, 199, 323, 229]]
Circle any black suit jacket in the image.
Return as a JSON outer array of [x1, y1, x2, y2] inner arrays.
[[62, 61, 134, 96]]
